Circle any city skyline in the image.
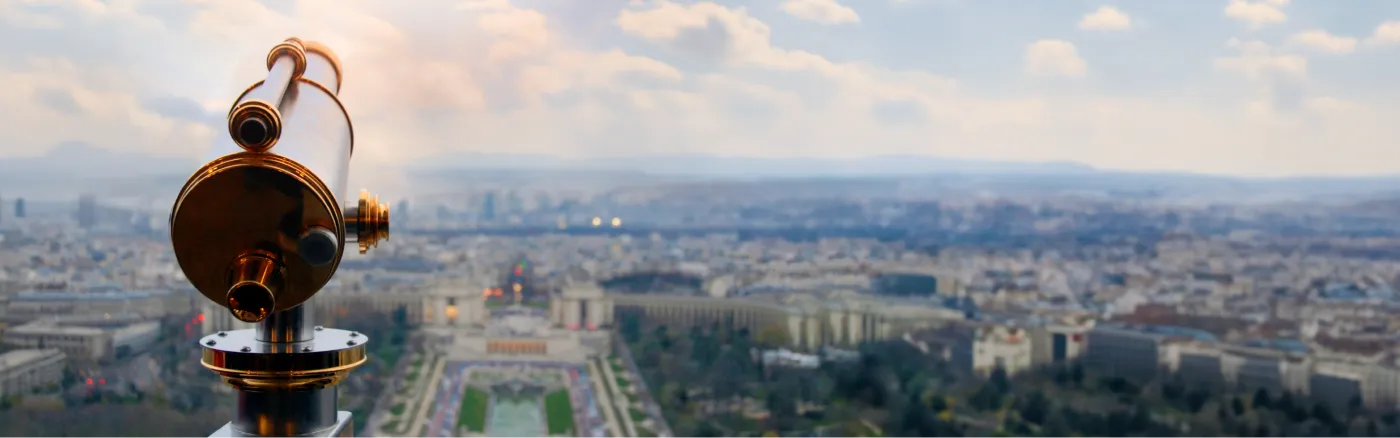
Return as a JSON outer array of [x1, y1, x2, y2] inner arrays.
[[4, 0, 1400, 183]]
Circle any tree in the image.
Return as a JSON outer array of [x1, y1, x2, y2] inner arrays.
[[1311, 403, 1335, 426], [989, 366, 1010, 394], [1368, 419, 1380, 437], [1043, 409, 1072, 437], [1252, 388, 1272, 410], [1232, 396, 1246, 416], [1070, 363, 1085, 385], [694, 422, 724, 437], [1185, 389, 1210, 413], [755, 325, 791, 349], [1018, 390, 1048, 425], [1278, 391, 1295, 411], [1348, 394, 1364, 418], [620, 314, 642, 343]]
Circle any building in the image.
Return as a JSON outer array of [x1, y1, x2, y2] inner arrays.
[[550, 284, 614, 331], [1170, 342, 1227, 387], [13, 197, 23, 219], [1310, 362, 1365, 411], [1084, 324, 1217, 381], [611, 290, 964, 351], [2, 316, 160, 363], [77, 194, 97, 229], [949, 323, 1033, 377], [4, 289, 182, 324], [1028, 318, 1092, 365], [0, 349, 66, 398], [1221, 342, 1312, 396]]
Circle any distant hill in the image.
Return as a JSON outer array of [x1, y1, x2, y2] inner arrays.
[[5, 144, 1400, 204], [404, 153, 1101, 177]]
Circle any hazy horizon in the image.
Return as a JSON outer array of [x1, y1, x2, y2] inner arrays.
[[4, 0, 1400, 192]]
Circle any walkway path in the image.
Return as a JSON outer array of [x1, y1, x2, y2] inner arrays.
[[408, 355, 446, 436], [599, 356, 640, 437], [587, 358, 626, 437]]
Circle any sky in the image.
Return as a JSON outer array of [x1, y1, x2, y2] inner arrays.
[[3, 0, 1400, 186]]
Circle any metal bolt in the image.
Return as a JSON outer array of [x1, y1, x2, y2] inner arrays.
[[314, 326, 324, 331], [205, 340, 217, 346], [217, 331, 227, 337], [302, 346, 314, 352], [350, 332, 360, 338], [347, 340, 357, 346], [240, 346, 252, 352]]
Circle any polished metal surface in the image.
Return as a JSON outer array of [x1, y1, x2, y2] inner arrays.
[[210, 411, 354, 438], [200, 328, 367, 392], [297, 226, 339, 267], [178, 38, 378, 438], [171, 37, 362, 314], [344, 190, 390, 253], [228, 38, 307, 151], [256, 302, 314, 343], [234, 387, 337, 436], [226, 251, 285, 323]]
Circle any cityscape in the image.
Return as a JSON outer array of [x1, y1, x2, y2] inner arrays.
[[7, 0, 1400, 436], [6, 168, 1400, 436]]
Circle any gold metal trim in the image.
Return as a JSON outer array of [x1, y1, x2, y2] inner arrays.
[[354, 190, 390, 254], [202, 356, 366, 392], [169, 152, 345, 313], [228, 78, 354, 157], [265, 38, 307, 80], [226, 97, 281, 152]]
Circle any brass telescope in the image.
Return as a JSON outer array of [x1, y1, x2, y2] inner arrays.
[[170, 38, 389, 437]]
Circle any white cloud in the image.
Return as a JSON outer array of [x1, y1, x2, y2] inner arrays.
[[1077, 6, 1131, 31], [1224, 0, 1288, 29], [781, 0, 859, 25], [1025, 40, 1088, 78], [2, 0, 1400, 180], [1288, 29, 1357, 54], [1366, 20, 1400, 46], [1216, 38, 1307, 81]]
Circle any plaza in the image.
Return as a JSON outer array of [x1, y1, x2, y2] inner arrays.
[[371, 284, 666, 437]]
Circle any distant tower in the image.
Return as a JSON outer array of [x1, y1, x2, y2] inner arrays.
[[77, 194, 97, 229], [396, 199, 410, 229], [481, 192, 497, 221], [13, 197, 23, 219]]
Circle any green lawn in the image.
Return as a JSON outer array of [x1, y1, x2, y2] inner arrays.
[[544, 389, 576, 435], [458, 387, 490, 433], [382, 420, 399, 431], [629, 408, 648, 422], [615, 377, 631, 388], [390, 402, 406, 416]]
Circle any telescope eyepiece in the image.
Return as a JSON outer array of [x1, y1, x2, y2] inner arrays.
[[237, 117, 271, 148], [225, 252, 285, 323], [227, 282, 276, 323]]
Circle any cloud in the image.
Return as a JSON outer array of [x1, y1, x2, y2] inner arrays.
[[1077, 6, 1131, 31], [1367, 20, 1400, 46], [781, 0, 860, 25], [1, 0, 1400, 181], [1224, 0, 1288, 29], [1216, 38, 1307, 82], [1288, 29, 1358, 54], [1025, 40, 1088, 78]]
